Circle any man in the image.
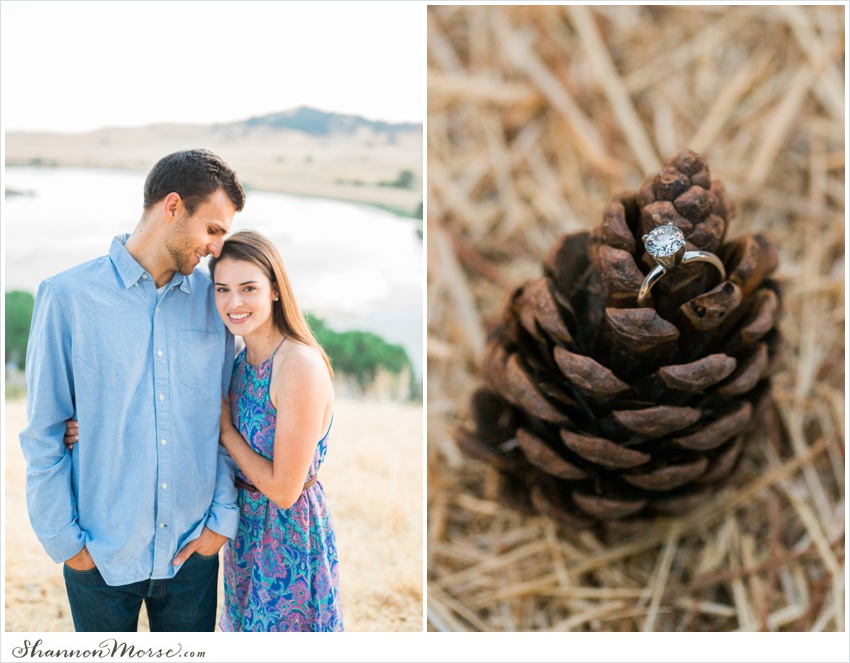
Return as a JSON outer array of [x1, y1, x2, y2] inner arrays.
[[20, 149, 246, 632]]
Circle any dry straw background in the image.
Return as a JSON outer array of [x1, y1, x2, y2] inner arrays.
[[427, 5, 845, 631]]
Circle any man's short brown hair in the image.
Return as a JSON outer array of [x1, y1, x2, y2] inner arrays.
[[143, 149, 245, 215]]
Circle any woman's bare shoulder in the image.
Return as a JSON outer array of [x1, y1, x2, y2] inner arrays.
[[269, 341, 333, 414], [275, 341, 329, 385]]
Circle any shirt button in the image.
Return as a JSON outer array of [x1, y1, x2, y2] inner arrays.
[[162, 483, 168, 490], [142, 274, 148, 279], [159, 523, 166, 528], [157, 350, 163, 357], [134, 282, 139, 287], [161, 438, 167, 446], [159, 394, 165, 401]]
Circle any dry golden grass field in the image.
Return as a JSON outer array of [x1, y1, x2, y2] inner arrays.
[[427, 5, 845, 632], [3, 397, 423, 632]]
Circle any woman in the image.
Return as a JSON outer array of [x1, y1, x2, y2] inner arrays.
[[66, 229, 343, 632], [211, 229, 342, 632]]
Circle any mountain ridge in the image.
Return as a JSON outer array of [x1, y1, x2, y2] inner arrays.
[[6, 106, 421, 138], [231, 105, 420, 136]]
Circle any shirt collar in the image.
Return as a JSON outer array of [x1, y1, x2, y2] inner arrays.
[[109, 234, 192, 294]]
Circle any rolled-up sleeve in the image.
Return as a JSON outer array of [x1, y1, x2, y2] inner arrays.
[[205, 330, 239, 539], [19, 279, 85, 563]]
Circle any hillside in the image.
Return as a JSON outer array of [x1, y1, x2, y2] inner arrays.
[[237, 106, 420, 135], [5, 106, 422, 217]]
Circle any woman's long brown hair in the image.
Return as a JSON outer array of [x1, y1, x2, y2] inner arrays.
[[210, 230, 333, 378]]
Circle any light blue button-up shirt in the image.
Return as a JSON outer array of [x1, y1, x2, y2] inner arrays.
[[20, 234, 239, 586]]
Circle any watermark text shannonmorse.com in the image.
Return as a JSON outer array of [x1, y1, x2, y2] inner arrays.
[[12, 638, 206, 659]]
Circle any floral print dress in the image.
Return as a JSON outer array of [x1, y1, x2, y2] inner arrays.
[[220, 345, 343, 632]]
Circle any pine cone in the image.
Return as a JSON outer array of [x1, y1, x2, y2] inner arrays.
[[458, 149, 782, 528]]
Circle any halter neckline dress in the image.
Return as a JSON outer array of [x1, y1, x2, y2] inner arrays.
[[220, 340, 343, 632]]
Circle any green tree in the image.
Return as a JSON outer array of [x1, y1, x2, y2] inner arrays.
[[305, 314, 413, 391], [379, 169, 416, 190], [5, 290, 35, 370], [393, 169, 415, 189]]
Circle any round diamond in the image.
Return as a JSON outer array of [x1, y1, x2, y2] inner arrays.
[[644, 224, 685, 257]]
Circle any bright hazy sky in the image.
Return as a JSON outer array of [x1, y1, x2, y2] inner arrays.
[[1, 1, 424, 133]]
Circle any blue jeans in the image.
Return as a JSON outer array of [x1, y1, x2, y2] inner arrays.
[[63, 552, 219, 632]]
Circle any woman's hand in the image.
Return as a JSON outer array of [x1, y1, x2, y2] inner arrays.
[[219, 396, 236, 444], [64, 419, 79, 451]]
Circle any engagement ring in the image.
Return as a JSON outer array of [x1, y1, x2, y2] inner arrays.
[[637, 224, 725, 306]]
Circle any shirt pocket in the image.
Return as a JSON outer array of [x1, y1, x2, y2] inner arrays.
[[178, 330, 220, 388]]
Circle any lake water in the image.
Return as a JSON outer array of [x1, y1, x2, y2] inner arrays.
[[3, 166, 423, 376]]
